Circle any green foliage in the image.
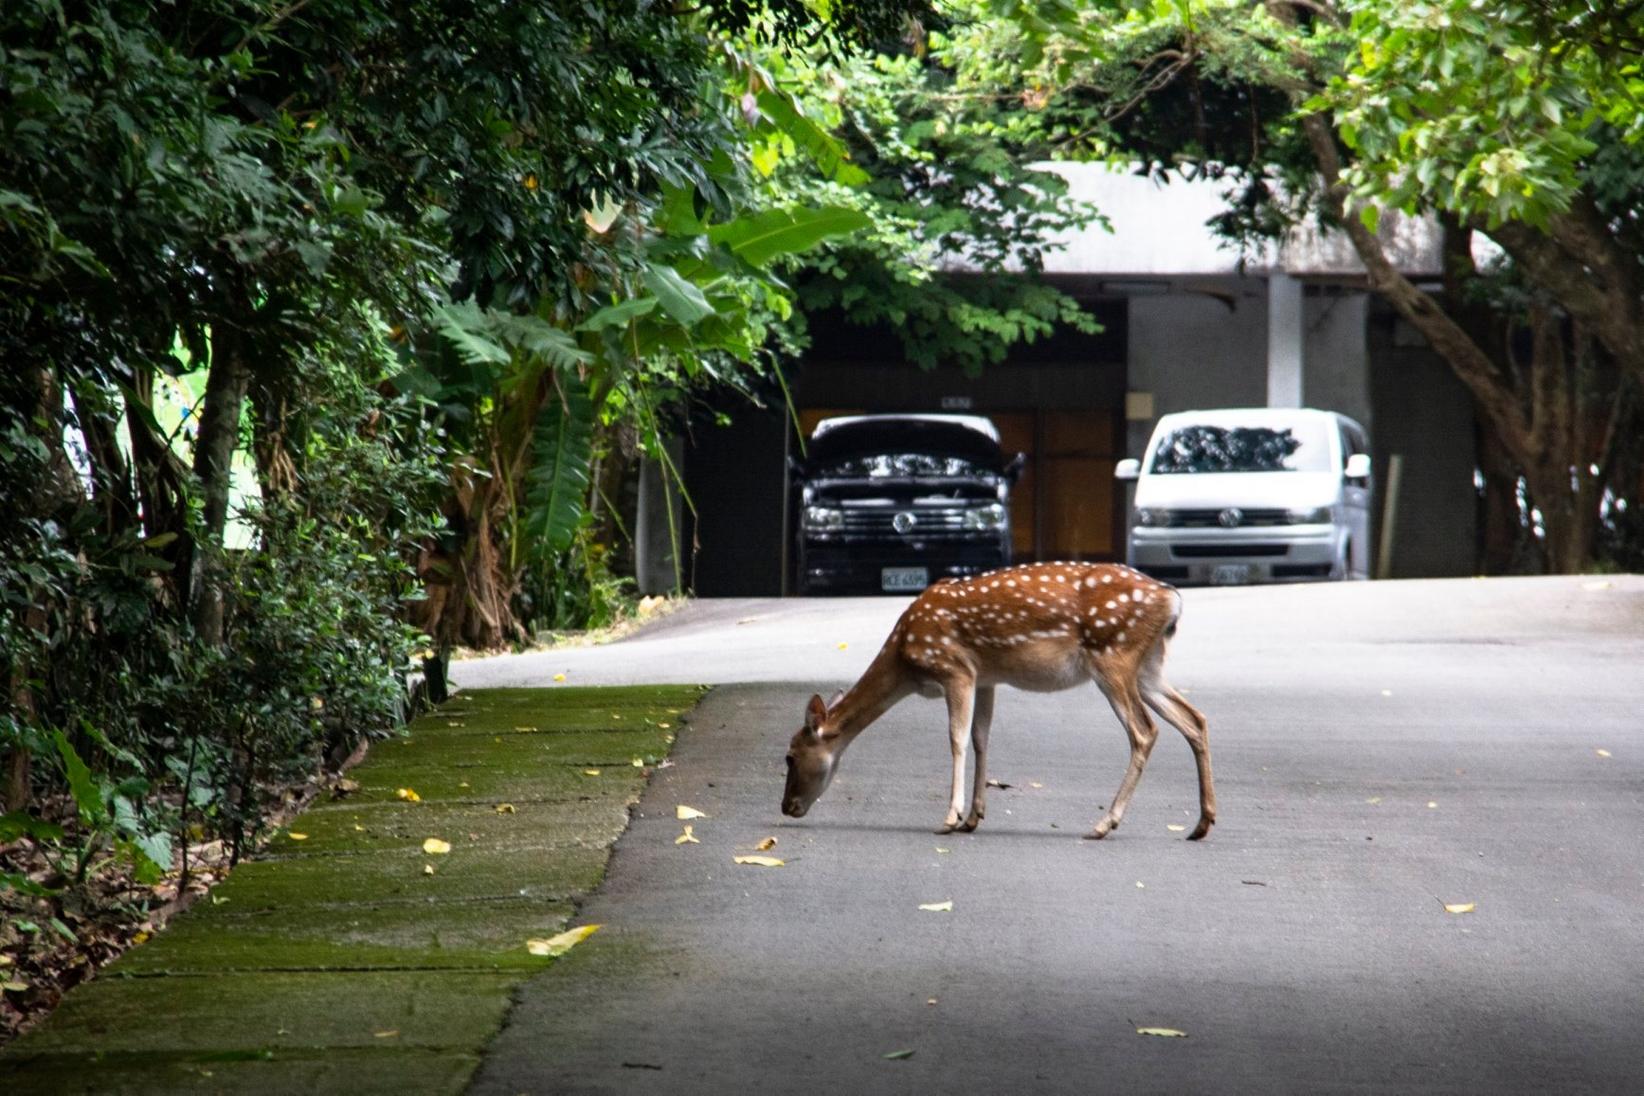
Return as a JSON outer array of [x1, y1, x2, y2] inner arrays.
[[752, 29, 1103, 372], [527, 384, 598, 557]]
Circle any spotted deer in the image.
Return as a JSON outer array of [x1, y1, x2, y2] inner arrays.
[[781, 562, 1215, 840]]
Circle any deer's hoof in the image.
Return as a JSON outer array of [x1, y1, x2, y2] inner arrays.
[[1187, 816, 1214, 840], [935, 820, 960, 835], [959, 814, 981, 833], [1085, 818, 1115, 840]]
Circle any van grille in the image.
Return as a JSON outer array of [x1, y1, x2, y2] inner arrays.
[[1173, 543, 1291, 558], [1167, 508, 1291, 527]]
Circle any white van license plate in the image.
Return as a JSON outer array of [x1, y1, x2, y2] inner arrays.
[[881, 566, 929, 592], [1210, 564, 1252, 585]]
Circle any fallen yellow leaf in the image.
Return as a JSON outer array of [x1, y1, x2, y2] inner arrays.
[[1366, 797, 1383, 805], [132, 931, 150, 945], [1427, 801, 1438, 809], [1136, 1027, 1187, 1038], [1444, 902, 1476, 914], [582, 769, 602, 777], [1166, 824, 1186, 832], [396, 788, 421, 802], [494, 803, 517, 814], [836, 642, 848, 650], [514, 726, 538, 732], [373, 1029, 399, 1039], [422, 864, 435, 876], [676, 805, 707, 820], [1135, 881, 1145, 889], [526, 924, 601, 957], [446, 720, 464, 726], [658, 722, 671, 729], [458, 781, 470, 789], [631, 758, 644, 767], [934, 847, 950, 854], [423, 838, 452, 855], [733, 855, 785, 868], [553, 673, 567, 682], [288, 832, 308, 841], [353, 824, 365, 832], [1030, 782, 1044, 789], [755, 836, 778, 852], [0, 956, 12, 967], [918, 900, 953, 912], [675, 825, 700, 846], [3, 981, 31, 993], [1596, 748, 1612, 758]]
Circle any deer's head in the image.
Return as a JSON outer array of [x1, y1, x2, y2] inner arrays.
[[782, 694, 842, 818]]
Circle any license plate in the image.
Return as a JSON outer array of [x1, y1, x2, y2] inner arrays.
[[881, 566, 930, 592], [1210, 564, 1252, 585]]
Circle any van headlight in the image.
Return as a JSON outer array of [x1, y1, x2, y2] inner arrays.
[[804, 506, 844, 531], [1288, 506, 1333, 524], [1134, 507, 1172, 527], [963, 503, 1006, 531]]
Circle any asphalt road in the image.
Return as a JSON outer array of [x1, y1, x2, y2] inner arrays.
[[462, 576, 1644, 1094]]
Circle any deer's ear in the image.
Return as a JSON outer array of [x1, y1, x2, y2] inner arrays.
[[804, 693, 828, 734]]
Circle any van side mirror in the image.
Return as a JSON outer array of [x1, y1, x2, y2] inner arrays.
[[1004, 452, 1027, 484], [1114, 458, 1141, 482], [1344, 453, 1371, 480]]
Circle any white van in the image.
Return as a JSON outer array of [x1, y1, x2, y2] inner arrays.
[[1115, 408, 1372, 584]]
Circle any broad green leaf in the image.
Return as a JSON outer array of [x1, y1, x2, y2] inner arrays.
[[53, 731, 105, 825], [756, 89, 870, 186], [708, 207, 871, 268], [0, 812, 64, 843], [576, 297, 659, 332], [643, 264, 715, 325], [524, 381, 594, 555]]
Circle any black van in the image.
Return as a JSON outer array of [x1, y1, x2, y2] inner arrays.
[[793, 414, 1023, 595]]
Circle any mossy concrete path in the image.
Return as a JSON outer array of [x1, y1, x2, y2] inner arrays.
[[0, 685, 704, 1095]]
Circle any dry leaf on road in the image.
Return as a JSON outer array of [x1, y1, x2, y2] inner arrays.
[[1444, 902, 1476, 914], [1136, 1027, 1187, 1038], [755, 837, 778, 851], [1166, 824, 1186, 832], [733, 855, 785, 868], [396, 787, 421, 802], [422, 838, 452, 855], [676, 805, 707, 820], [675, 825, 700, 846], [1596, 748, 1612, 758], [526, 924, 602, 957], [288, 832, 308, 841], [918, 900, 953, 912], [883, 1050, 915, 1060], [495, 803, 516, 814]]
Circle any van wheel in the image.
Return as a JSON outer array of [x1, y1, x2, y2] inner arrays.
[[1330, 540, 1350, 581]]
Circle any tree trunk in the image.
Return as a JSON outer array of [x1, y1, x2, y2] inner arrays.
[[189, 325, 251, 646]]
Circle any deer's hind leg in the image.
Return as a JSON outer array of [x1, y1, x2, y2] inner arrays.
[[1085, 652, 1158, 840], [1137, 638, 1216, 840]]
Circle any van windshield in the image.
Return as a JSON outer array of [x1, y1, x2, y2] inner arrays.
[[813, 453, 995, 478], [1149, 422, 1331, 474]]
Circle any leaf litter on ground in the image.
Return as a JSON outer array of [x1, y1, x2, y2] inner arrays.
[[733, 855, 784, 868], [526, 924, 601, 957]]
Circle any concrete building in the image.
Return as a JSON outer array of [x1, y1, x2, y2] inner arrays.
[[662, 165, 1479, 596]]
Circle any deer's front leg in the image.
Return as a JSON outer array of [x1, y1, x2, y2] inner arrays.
[[960, 686, 995, 832], [1087, 676, 1158, 840], [937, 682, 975, 834]]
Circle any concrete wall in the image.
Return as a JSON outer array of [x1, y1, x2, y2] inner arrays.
[[1124, 279, 1269, 459], [1366, 303, 1479, 578], [1302, 291, 1372, 431]]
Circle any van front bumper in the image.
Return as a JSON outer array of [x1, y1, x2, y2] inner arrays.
[[1128, 525, 1339, 584]]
